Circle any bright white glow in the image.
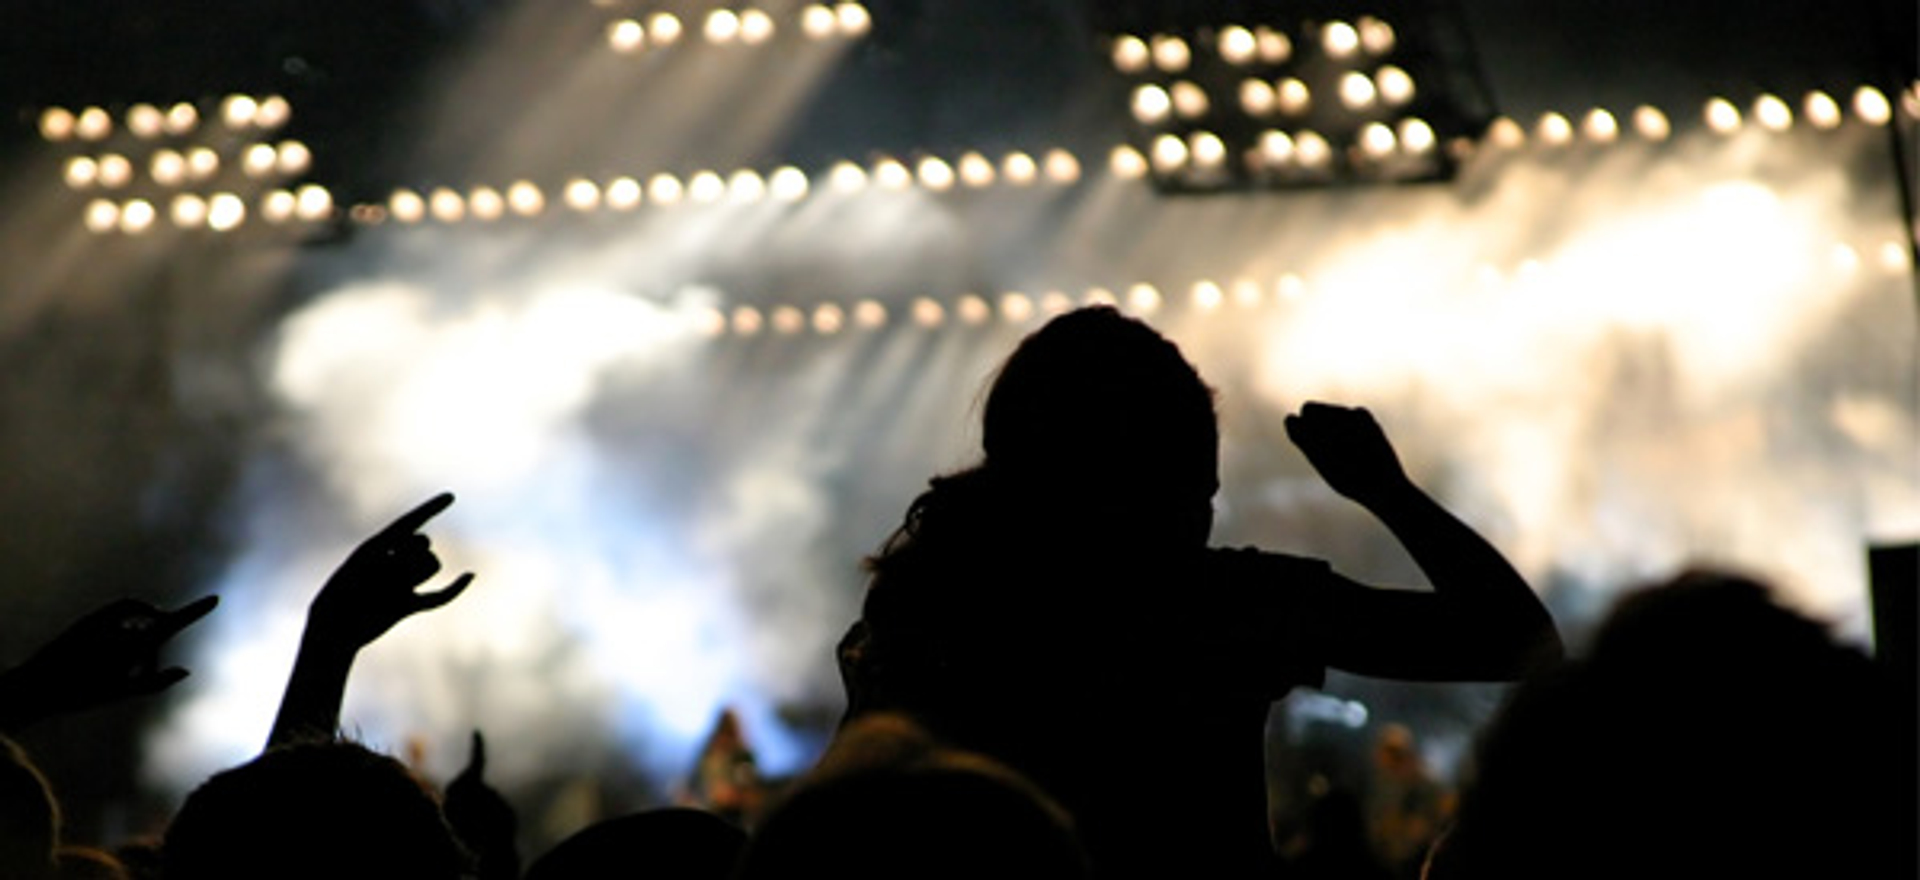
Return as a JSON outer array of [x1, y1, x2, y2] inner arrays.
[[150, 150, 186, 188], [1043, 149, 1080, 184], [812, 303, 844, 334], [244, 143, 279, 177], [1231, 279, 1263, 307], [1002, 151, 1038, 185], [1110, 145, 1148, 179], [1254, 27, 1291, 63], [1831, 243, 1860, 275], [606, 176, 644, 210], [1295, 131, 1332, 167], [1583, 108, 1620, 142], [188, 147, 221, 181], [1151, 134, 1189, 172], [916, 156, 955, 191], [649, 173, 685, 205], [732, 305, 764, 335], [649, 13, 683, 45], [258, 191, 293, 224], [1170, 81, 1209, 119], [1339, 72, 1377, 110], [1487, 116, 1525, 148], [609, 19, 645, 52], [689, 170, 727, 203], [1241, 78, 1276, 115], [1277, 273, 1307, 301], [1376, 65, 1414, 105], [1150, 34, 1191, 72], [97, 154, 133, 189], [1190, 132, 1227, 168], [828, 161, 867, 192], [469, 186, 505, 221], [695, 307, 728, 338], [63, 156, 98, 189], [1400, 118, 1436, 153], [508, 181, 545, 215], [39, 107, 74, 141], [1322, 21, 1360, 59], [207, 193, 246, 231], [1219, 26, 1256, 65], [295, 184, 333, 221], [431, 188, 466, 223], [174, 193, 212, 227], [1083, 287, 1118, 307], [1804, 91, 1842, 129], [835, 2, 870, 37], [565, 178, 602, 211], [1538, 112, 1574, 145], [770, 305, 805, 335], [956, 294, 992, 325], [256, 95, 292, 129], [705, 9, 741, 43], [390, 189, 426, 223], [958, 152, 996, 187], [1357, 16, 1396, 55], [1131, 84, 1171, 124], [852, 300, 886, 328], [1277, 78, 1311, 114], [277, 141, 312, 175], [768, 167, 809, 201], [728, 169, 766, 203], [1192, 280, 1225, 310], [1754, 94, 1792, 131], [1126, 283, 1162, 314], [76, 107, 112, 141], [872, 158, 911, 191], [120, 198, 157, 234], [84, 199, 119, 233], [1705, 97, 1742, 134], [1853, 86, 1892, 126], [739, 10, 775, 45], [1258, 129, 1295, 165], [1879, 240, 1910, 273], [1360, 122, 1397, 157], [1634, 105, 1671, 141], [911, 297, 944, 327], [1000, 292, 1034, 323], [1112, 35, 1149, 73], [165, 102, 198, 135], [127, 103, 164, 139], [801, 4, 836, 39], [1039, 291, 1073, 315], [222, 94, 259, 129]]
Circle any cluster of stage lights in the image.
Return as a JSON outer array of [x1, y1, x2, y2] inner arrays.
[[364, 149, 1084, 224], [606, 3, 869, 51], [691, 240, 1913, 340], [1478, 85, 1907, 149], [60, 140, 312, 192], [82, 186, 336, 235], [38, 94, 292, 144]]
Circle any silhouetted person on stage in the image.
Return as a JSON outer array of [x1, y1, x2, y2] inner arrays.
[[840, 307, 1562, 879]]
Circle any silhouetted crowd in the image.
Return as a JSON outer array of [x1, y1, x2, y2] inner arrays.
[[0, 307, 1909, 879]]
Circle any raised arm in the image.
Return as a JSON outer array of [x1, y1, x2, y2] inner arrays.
[[0, 595, 217, 732], [267, 492, 473, 748], [1285, 403, 1563, 681]]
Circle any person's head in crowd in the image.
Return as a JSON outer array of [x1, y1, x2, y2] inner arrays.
[[162, 739, 466, 880], [523, 807, 745, 880]]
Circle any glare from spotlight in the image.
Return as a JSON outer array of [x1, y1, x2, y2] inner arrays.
[[801, 4, 836, 39], [1150, 34, 1191, 72], [430, 188, 466, 223], [1043, 149, 1080, 184], [1880, 240, 1910, 273], [1704, 97, 1741, 134], [1084, 287, 1118, 306], [39, 107, 75, 141], [1830, 243, 1860, 275], [295, 185, 332, 221], [740, 10, 775, 44], [1112, 35, 1150, 73], [173, 193, 211, 227], [1132, 84, 1172, 124], [1583, 108, 1619, 142], [609, 19, 644, 52], [207, 193, 246, 232], [728, 169, 766, 202], [390, 189, 426, 223], [1633, 105, 1671, 140], [1537, 112, 1574, 145], [76, 107, 112, 141], [1254, 27, 1291, 63], [84, 199, 119, 233], [959, 152, 996, 187], [829, 161, 867, 192], [1360, 122, 1397, 158], [165, 103, 198, 135], [261, 190, 297, 224], [565, 178, 602, 211], [695, 308, 728, 338], [63, 156, 98, 189], [649, 173, 685, 205], [1151, 134, 1188, 172], [508, 181, 546, 215], [853, 299, 886, 328], [606, 176, 644, 210], [120, 199, 157, 234], [872, 158, 911, 191], [733, 306, 765, 336], [1000, 292, 1035, 323], [1190, 131, 1228, 169], [469, 186, 505, 220], [276, 141, 311, 176], [1804, 91, 1842, 129], [1754, 94, 1792, 131], [1258, 129, 1295, 165], [1339, 72, 1377, 110], [1400, 118, 1436, 153], [256, 95, 292, 129], [1003, 152, 1038, 185], [1278, 273, 1307, 300], [1039, 291, 1073, 314], [243, 143, 279, 178], [97, 154, 133, 189], [1295, 131, 1331, 167], [1854, 86, 1892, 125], [648, 13, 683, 45], [1357, 16, 1396, 55], [1126, 283, 1162, 314], [1376, 65, 1414, 105], [705, 9, 741, 43], [127, 103, 164, 139], [1322, 21, 1360, 59], [1219, 26, 1256, 65], [222, 94, 259, 129], [1240, 78, 1276, 115], [835, 3, 870, 37], [1277, 78, 1311, 115], [911, 297, 945, 327], [769, 166, 809, 201], [1192, 280, 1224, 310], [773, 306, 807, 334], [1110, 145, 1148, 180], [1487, 116, 1525, 148], [1170, 81, 1209, 119], [956, 294, 992, 325], [917, 156, 955, 191], [1231, 279, 1263, 307], [812, 303, 845, 334], [688, 170, 727, 203]]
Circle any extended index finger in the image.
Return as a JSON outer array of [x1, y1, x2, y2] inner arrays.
[[379, 492, 456, 539]]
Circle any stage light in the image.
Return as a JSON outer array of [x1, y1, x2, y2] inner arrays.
[[221, 94, 258, 130], [1003, 151, 1038, 185], [1878, 240, 1908, 273], [1582, 108, 1619, 142], [349, 204, 387, 225], [256, 95, 292, 129], [1039, 291, 1073, 314], [390, 189, 426, 223], [728, 169, 766, 202], [187, 147, 220, 181], [771, 305, 805, 335], [1804, 91, 1842, 129], [916, 156, 955, 191], [1231, 278, 1262, 307], [688, 170, 727, 202], [1704, 97, 1741, 134], [261, 190, 296, 224], [469, 186, 505, 220], [609, 19, 644, 52], [1376, 65, 1414, 105], [39, 107, 74, 141], [295, 184, 332, 221], [1278, 273, 1307, 301], [76, 107, 112, 141], [1150, 34, 1190, 73], [1339, 72, 1377, 110], [430, 187, 466, 222], [911, 297, 944, 327], [1537, 112, 1574, 145], [1241, 78, 1276, 115], [97, 154, 133, 189], [733, 306, 764, 335], [956, 294, 992, 325], [1357, 16, 1396, 55], [1132, 84, 1172, 125], [127, 103, 164, 139], [63, 156, 98, 189], [243, 143, 278, 178], [1633, 105, 1670, 140], [1000, 292, 1034, 323], [508, 180, 545, 215], [1830, 243, 1860, 274], [649, 173, 685, 205], [1170, 81, 1209, 119], [1219, 26, 1256, 66], [1254, 27, 1291, 63], [165, 103, 198, 136], [1751, 94, 1791, 131], [120, 198, 157, 234], [606, 176, 644, 210], [565, 178, 602, 211], [1295, 131, 1331, 167], [1112, 34, 1150, 73], [1853, 85, 1892, 126], [1277, 78, 1311, 115], [740, 10, 776, 45], [1400, 118, 1436, 153], [1043, 149, 1080, 184], [1084, 287, 1117, 306], [1107, 145, 1146, 180], [872, 158, 911, 191], [84, 199, 119, 233], [1192, 280, 1224, 310], [268, 189, 306, 224], [648, 13, 683, 45], [812, 303, 844, 334], [695, 307, 728, 338], [1487, 116, 1525, 148], [853, 299, 886, 328], [835, 3, 870, 37], [1359, 122, 1397, 158], [277, 141, 311, 176], [801, 4, 836, 40], [1126, 283, 1162, 314], [705, 10, 740, 43], [173, 193, 210, 227], [207, 193, 246, 232], [828, 161, 867, 192], [1322, 21, 1360, 59], [1190, 132, 1227, 169], [958, 151, 996, 187], [1151, 134, 1189, 172], [1258, 129, 1295, 166], [768, 166, 809, 201]]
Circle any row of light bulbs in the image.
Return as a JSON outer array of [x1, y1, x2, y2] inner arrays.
[[1485, 86, 1902, 149], [607, 2, 869, 52], [1131, 66, 1417, 127], [1111, 17, 1398, 75], [37, 94, 292, 144], [61, 141, 313, 191], [81, 186, 335, 235]]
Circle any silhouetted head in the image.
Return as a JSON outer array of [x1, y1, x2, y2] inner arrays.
[[981, 307, 1218, 546], [523, 808, 745, 880], [52, 846, 128, 880], [163, 740, 466, 880], [0, 738, 58, 880]]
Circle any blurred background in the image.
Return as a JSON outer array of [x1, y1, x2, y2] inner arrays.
[[0, 0, 1913, 855]]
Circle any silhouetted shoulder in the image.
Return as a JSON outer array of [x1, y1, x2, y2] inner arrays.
[[1202, 547, 1341, 698]]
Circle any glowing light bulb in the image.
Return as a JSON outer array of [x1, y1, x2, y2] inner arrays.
[[1854, 85, 1892, 126], [606, 176, 643, 210], [771, 305, 805, 335], [728, 169, 766, 202], [221, 94, 258, 129], [84, 199, 119, 233], [1127, 283, 1162, 313], [430, 188, 465, 223], [1083, 287, 1118, 306], [648, 13, 683, 45], [1241, 78, 1276, 115], [1322, 21, 1359, 59], [1218, 26, 1256, 65], [1189, 131, 1227, 168], [872, 158, 911, 191], [174, 193, 211, 227], [1804, 91, 1842, 129], [390, 189, 426, 223], [1339, 72, 1377, 110], [1537, 112, 1574, 145], [1150, 34, 1190, 72], [63, 156, 98, 189], [835, 2, 870, 37], [739, 10, 775, 44], [801, 4, 836, 39], [829, 162, 867, 192], [256, 95, 292, 129], [127, 103, 164, 139], [469, 186, 504, 220], [1753, 94, 1791, 131], [164, 103, 198, 135], [609, 19, 644, 52], [1357, 16, 1396, 55], [853, 300, 886, 328], [1000, 292, 1035, 323], [688, 170, 727, 203], [1583, 108, 1619, 142], [565, 178, 602, 211], [1360, 122, 1397, 157], [76, 107, 112, 141], [97, 154, 133, 189], [1400, 118, 1436, 153], [207, 193, 246, 231], [1151, 134, 1189, 172], [768, 166, 809, 201], [1002, 151, 1038, 185], [649, 173, 684, 205], [1254, 27, 1290, 63], [243, 143, 279, 178], [508, 180, 545, 215], [1110, 145, 1148, 180], [295, 184, 333, 221], [959, 152, 996, 187], [1170, 81, 1209, 119], [1043, 149, 1080, 184], [1633, 105, 1671, 141], [1112, 35, 1149, 73], [1295, 131, 1331, 167], [1258, 129, 1294, 166], [956, 294, 992, 325], [262, 190, 298, 224], [911, 297, 944, 327], [917, 156, 955, 191], [812, 303, 845, 334], [1704, 97, 1742, 134], [277, 141, 311, 176], [1132, 84, 1171, 124], [1376, 65, 1414, 105], [1276, 78, 1311, 114], [120, 199, 157, 234], [704, 10, 741, 43], [733, 306, 765, 335], [1192, 280, 1224, 310], [39, 107, 74, 141]]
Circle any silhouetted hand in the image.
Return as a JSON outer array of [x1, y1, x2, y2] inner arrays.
[[1285, 402, 1413, 508], [0, 595, 218, 729], [444, 730, 520, 880], [307, 493, 474, 653]]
